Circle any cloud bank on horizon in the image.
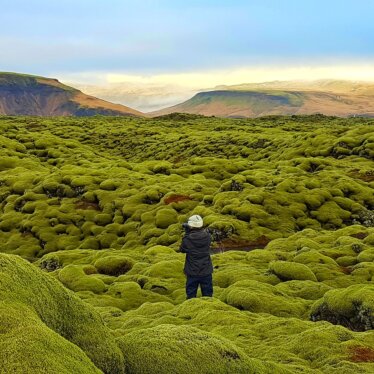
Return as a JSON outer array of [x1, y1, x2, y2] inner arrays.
[[1, 0, 374, 83]]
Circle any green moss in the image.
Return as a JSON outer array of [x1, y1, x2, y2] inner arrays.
[[336, 256, 358, 267], [155, 208, 178, 229], [117, 324, 287, 374], [0, 156, 18, 170], [80, 237, 101, 250], [311, 201, 351, 228], [364, 233, 374, 245], [140, 211, 155, 223], [293, 249, 338, 266], [0, 212, 22, 231], [155, 232, 179, 246], [220, 280, 310, 318], [97, 232, 118, 248], [1, 115, 374, 374], [311, 285, 374, 331], [58, 265, 106, 293], [94, 213, 113, 226], [144, 245, 176, 256], [100, 179, 119, 191], [357, 249, 374, 263], [214, 264, 279, 288], [95, 256, 134, 276], [151, 161, 173, 175], [105, 281, 170, 311], [269, 261, 318, 282], [140, 227, 165, 243], [143, 259, 184, 280], [0, 253, 124, 373], [0, 301, 102, 374], [275, 280, 332, 300]]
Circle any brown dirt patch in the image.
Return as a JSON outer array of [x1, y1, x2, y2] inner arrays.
[[212, 235, 271, 252], [21, 231, 33, 238], [350, 232, 369, 240], [349, 170, 374, 182], [164, 195, 192, 204], [340, 266, 353, 275], [349, 346, 374, 362], [75, 200, 101, 211]]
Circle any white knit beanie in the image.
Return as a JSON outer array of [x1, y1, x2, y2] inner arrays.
[[187, 215, 204, 228]]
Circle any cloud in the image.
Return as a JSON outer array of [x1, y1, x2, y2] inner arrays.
[[60, 63, 374, 90], [59, 62, 374, 112]]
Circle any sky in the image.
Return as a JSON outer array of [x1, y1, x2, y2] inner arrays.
[[1, 0, 374, 99]]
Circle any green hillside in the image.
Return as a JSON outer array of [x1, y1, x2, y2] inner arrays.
[[0, 114, 374, 373], [0, 72, 77, 91], [220, 79, 374, 96], [152, 82, 374, 118], [183, 90, 304, 115]]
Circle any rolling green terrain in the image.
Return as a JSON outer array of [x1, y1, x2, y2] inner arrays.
[[0, 114, 374, 373]]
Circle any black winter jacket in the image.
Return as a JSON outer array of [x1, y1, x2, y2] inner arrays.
[[179, 228, 213, 276]]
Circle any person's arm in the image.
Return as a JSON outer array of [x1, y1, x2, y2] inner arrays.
[[179, 235, 189, 253], [206, 230, 214, 255]]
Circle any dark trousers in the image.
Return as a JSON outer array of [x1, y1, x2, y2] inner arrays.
[[186, 274, 213, 299]]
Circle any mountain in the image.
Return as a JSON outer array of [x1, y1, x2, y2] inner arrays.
[[215, 79, 374, 95], [151, 80, 374, 118], [0, 72, 143, 116]]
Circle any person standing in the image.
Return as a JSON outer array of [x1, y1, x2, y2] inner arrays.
[[179, 215, 213, 299]]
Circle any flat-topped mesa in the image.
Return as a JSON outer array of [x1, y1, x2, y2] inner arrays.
[[150, 79, 374, 118]]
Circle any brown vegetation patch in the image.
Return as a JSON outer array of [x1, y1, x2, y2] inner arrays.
[[212, 235, 271, 252], [349, 170, 374, 182], [349, 232, 369, 240], [340, 266, 353, 275], [25, 122, 44, 130], [164, 194, 192, 204], [349, 346, 374, 362], [172, 155, 185, 164], [21, 231, 33, 238], [75, 200, 101, 211]]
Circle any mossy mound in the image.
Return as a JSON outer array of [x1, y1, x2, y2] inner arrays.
[[94, 255, 134, 276], [269, 261, 318, 282], [1, 116, 373, 258], [275, 280, 332, 300], [311, 285, 374, 331], [0, 302, 101, 374], [1, 115, 374, 373], [117, 324, 289, 374], [220, 280, 310, 318], [0, 253, 124, 373], [155, 208, 178, 229], [109, 298, 374, 373], [58, 264, 107, 293]]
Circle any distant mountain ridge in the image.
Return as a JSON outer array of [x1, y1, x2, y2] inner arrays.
[[0, 72, 143, 117], [151, 80, 374, 118], [3, 74, 374, 118]]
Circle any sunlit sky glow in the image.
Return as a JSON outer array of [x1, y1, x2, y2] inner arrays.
[[61, 64, 374, 89], [1, 0, 374, 87]]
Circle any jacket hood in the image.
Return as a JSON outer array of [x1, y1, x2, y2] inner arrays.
[[188, 230, 210, 248]]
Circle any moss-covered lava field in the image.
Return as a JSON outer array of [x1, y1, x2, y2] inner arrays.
[[0, 114, 373, 373]]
